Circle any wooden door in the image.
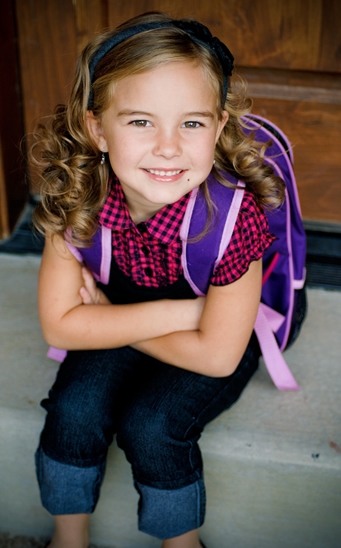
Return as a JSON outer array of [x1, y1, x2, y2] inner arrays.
[[0, 0, 27, 238], [2, 0, 340, 237]]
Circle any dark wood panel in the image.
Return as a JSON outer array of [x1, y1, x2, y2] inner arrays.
[[16, 0, 110, 127], [108, 0, 341, 73], [237, 67, 341, 224], [0, 0, 27, 236], [15, 0, 78, 128], [73, 0, 109, 55], [218, 0, 341, 73], [0, 143, 9, 239], [15, 0, 79, 193], [108, 0, 244, 32], [251, 97, 341, 223], [238, 67, 341, 103], [15, 0, 109, 191]]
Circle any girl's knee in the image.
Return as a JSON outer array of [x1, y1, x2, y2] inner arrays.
[[117, 405, 202, 485], [118, 403, 182, 453], [40, 385, 115, 465]]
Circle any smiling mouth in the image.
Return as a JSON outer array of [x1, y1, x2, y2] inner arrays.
[[145, 169, 183, 176]]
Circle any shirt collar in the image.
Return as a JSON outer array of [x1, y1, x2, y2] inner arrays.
[[98, 174, 190, 244]]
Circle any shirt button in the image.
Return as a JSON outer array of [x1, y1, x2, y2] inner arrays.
[[142, 245, 150, 256], [145, 267, 153, 277], [138, 223, 148, 233]]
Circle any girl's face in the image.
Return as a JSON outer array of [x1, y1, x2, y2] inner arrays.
[[88, 61, 229, 223]]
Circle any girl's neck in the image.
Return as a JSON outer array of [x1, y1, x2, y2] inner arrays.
[[123, 186, 170, 224], [127, 201, 164, 225]]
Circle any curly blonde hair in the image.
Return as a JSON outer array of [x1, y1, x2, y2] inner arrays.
[[32, 11, 285, 246]]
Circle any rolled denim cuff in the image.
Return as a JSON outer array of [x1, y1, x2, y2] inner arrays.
[[136, 478, 205, 539], [35, 446, 105, 515]]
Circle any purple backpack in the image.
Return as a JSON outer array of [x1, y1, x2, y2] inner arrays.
[[52, 115, 306, 391], [181, 115, 306, 390]]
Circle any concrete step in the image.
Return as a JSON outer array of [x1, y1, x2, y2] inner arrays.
[[0, 254, 340, 548]]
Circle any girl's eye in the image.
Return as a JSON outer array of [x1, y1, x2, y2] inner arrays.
[[131, 120, 151, 127], [182, 121, 202, 129]]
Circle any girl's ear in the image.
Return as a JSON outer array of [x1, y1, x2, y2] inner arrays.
[[86, 111, 108, 152], [215, 110, 229, 143]]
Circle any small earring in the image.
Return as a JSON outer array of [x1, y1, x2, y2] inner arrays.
[[100, 152, 105, 165], [213, 159, 216, 165]]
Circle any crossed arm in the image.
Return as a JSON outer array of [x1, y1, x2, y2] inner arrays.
[[38, 232, 262, 377]]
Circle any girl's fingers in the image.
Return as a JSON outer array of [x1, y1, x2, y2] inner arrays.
[[82, 267, 98, 299], [80, 267, 110, 305], [79, 285, 94, 304]]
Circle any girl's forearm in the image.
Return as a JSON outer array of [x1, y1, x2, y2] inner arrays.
[[42, 298, 202, 350], [132, 260, 262, 377], [132, 330, 243, 378]]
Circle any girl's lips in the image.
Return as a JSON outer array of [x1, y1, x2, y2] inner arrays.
[[143, 168, 186, 183]]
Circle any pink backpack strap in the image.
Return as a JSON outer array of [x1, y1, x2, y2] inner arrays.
[[65, 225, 112, 284], [99, 225, 112, 284], [213, 181, 245, 271], [254, 304, 301, 390], [48, 225, 112, 362], [181, 180, 245, 295], [47, 346, 67, 362]]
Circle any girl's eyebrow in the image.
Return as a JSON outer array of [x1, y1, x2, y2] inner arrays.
[[117, 110, 214, 119], [117, 110, 152, 117], [185, 111, 214, 119]]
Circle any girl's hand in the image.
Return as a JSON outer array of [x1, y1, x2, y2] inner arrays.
[[79, 264, 205, 328], [79, 267, 110, 305]]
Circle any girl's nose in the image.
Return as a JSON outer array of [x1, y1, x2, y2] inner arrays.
[[153, 129, 182, 158]]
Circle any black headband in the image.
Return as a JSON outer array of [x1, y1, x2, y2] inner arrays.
[[87, 20, 234, 109]]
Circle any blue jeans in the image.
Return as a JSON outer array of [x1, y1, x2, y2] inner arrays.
[[36, 337, 260, 539]]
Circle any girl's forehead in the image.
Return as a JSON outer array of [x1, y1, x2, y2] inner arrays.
[[109, 61, 219, 107]]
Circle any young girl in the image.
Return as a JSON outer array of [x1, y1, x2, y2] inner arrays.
[[33, 12, 284, 548]]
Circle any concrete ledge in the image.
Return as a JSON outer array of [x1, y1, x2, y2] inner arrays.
[[0, 254, 340, 547]]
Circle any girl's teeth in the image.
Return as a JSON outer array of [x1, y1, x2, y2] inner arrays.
[[148, 169, 182, 176]]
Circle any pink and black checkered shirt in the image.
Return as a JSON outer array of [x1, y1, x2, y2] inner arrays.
[[98, 175, 275, 288]]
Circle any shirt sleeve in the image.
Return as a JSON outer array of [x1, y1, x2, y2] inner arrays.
[[210, 191, 276, 286]]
